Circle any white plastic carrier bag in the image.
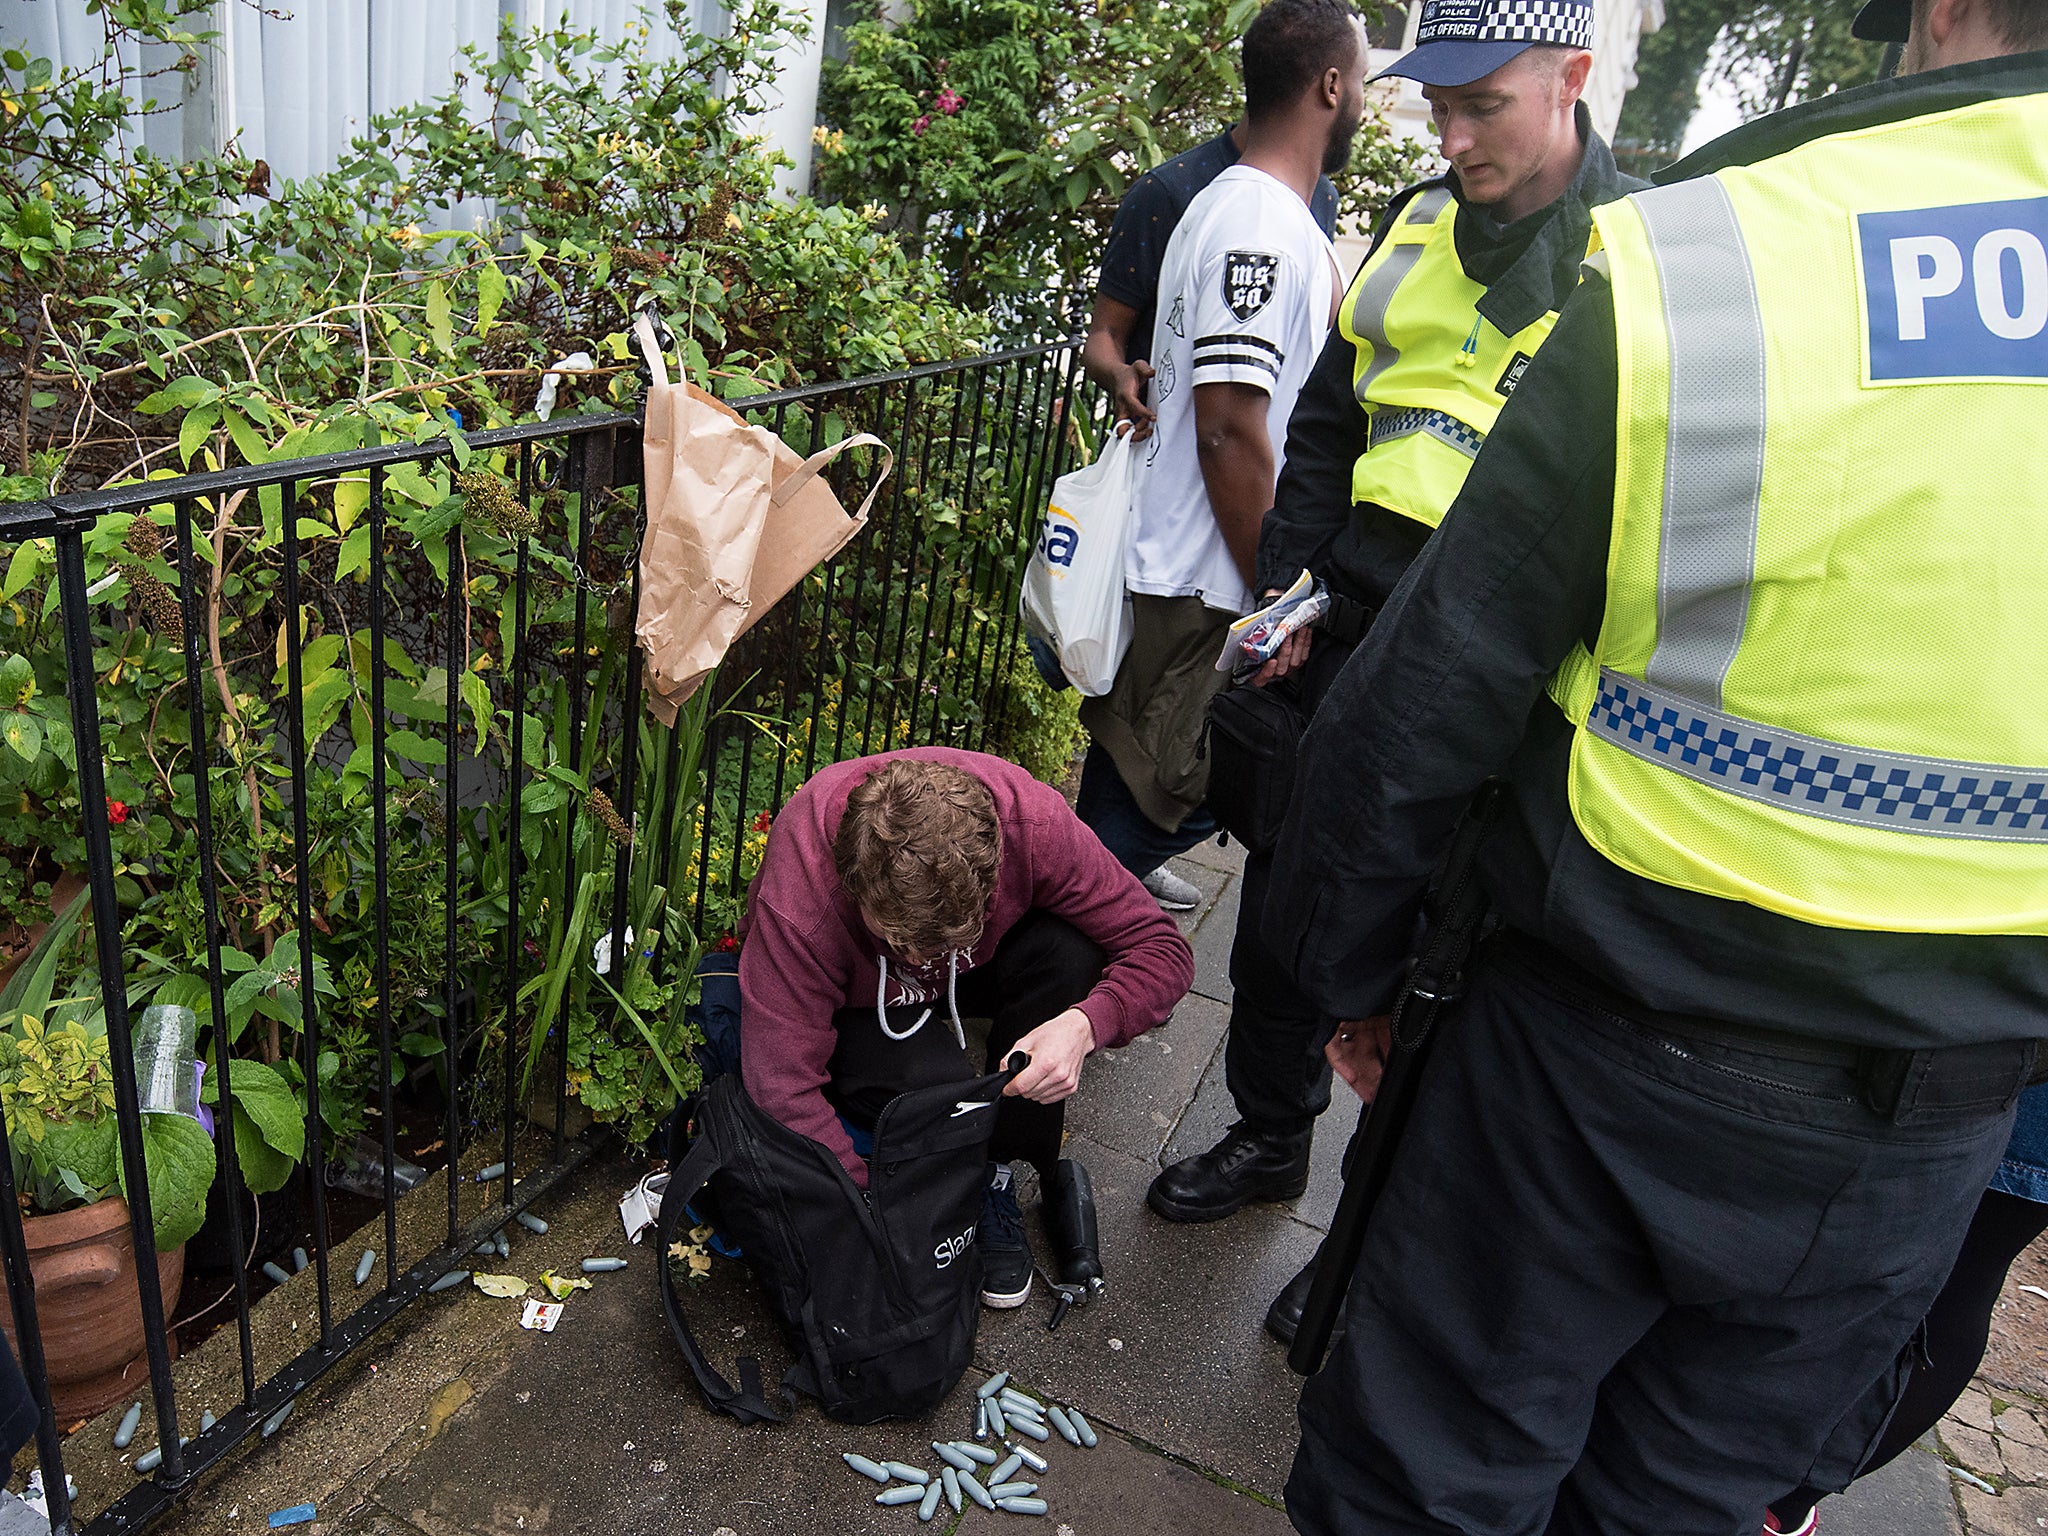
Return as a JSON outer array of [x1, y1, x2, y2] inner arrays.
[[1019, 424, 1140, 697]]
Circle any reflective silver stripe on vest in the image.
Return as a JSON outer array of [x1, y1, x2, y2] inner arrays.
[[1368, 405, 1484, 458], [1350, 186, 1454, 402], [1589, 668, 2048, 842], [1634, 178, 1767, 713]]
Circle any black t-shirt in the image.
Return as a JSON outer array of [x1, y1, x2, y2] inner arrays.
[[1096, 128, 1339, 363]]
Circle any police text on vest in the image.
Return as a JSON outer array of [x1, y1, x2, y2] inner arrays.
[[1859, 197, 2048, 380]]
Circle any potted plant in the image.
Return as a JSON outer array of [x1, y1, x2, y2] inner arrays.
[[0, 895, 300, 1416]]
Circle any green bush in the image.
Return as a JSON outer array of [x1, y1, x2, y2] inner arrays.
[[0, 0, 986, 491], [817, 0, 1437, 332]]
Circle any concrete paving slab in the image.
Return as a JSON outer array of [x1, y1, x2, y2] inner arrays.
[[976, 1132, 1317, 1501], [951, 1414, 1291, 1534], [1185, 874, 1239, 1010], [362, 1239, 985, 1536], [1822, 1448, 1963, 1536], [1064, 993, 1229, 1166], [1176, 836, 1246, 879], [1162, 856, 1235, 947]]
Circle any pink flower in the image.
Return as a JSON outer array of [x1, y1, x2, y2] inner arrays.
[[936, 88, 962, 116], [911, 114, 931, 137]]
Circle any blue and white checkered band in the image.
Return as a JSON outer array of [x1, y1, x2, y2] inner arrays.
[[1588, 669, 2048, 843], [1368, 406, 1485, 459], [1416, 0, 1594, 48]]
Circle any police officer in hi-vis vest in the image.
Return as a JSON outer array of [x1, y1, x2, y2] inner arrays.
[[1263, 0, 2048, 1525], [1144, 0, 1644, 1335]]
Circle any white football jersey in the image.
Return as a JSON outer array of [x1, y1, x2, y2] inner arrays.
[[1128, 164, 1339, 615]]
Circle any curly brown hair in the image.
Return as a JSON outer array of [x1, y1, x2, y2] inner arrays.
[[834, 759, 1002, 958]]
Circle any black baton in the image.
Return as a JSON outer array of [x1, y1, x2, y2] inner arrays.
[[1287, 780, 1511, 1377]]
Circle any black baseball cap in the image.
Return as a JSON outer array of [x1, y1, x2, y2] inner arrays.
[[1377, 0, 1597, 88], [1852, 0, 1910, 41]]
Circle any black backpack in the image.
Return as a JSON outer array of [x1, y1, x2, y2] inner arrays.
[[656, 1065, 1014, 1424]]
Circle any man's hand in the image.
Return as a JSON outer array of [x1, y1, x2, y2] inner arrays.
[[1082, 294, 1156, 441], [1112, 360, 1157, 441], [1003, 1008, 1097, 1104], [1326, 1016, 1393, 1103], [1251, 626, 1312, 686]]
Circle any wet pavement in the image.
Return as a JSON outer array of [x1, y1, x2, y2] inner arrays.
[[68, 833, 2022, 1534]]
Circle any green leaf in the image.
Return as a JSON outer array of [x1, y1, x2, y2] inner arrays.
[[1064, 170, 1089, 210], [332, 477, 370, 534], [232, 1106, 295, 1196], [149, 975, 211, 1015], [136, 376, 221, 416], [120, 1112, 215, 1252], [1, 713, 41, 763], [42, 1116, 118, 1197], [425, 279, 454, 357], [1, 542, 46, 601], [386, 729, 447, 766], [178, 402, 220, 467], [336, 522, 372, 580], [222, 407, 270, 467], [460, 669, 492, 747], [226, 1056, 305, 1179], [476, 256, 506, 338]]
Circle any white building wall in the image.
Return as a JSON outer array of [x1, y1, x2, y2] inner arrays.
[[2, 0, 741, 200]]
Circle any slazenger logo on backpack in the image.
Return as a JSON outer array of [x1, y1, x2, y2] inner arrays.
[[934, 1221, 977, 1269], [951, 1099, 994, 1118]]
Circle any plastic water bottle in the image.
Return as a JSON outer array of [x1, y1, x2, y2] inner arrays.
[[133, 1004, 199, 1120]]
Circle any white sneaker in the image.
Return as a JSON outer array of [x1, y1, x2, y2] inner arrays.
[[1142, 867, 1202, 911]]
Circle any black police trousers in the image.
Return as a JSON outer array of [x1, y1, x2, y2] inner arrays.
[[1287, 934, 2022, 1536], [823, 911, 1104, 1181], [1223, 635, 1356, 1138]]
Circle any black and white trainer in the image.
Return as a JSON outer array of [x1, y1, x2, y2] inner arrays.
[[977, 1162, 1033, 1309]]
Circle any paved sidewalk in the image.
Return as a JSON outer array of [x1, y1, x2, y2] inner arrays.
[[129, 836, 2016, 1534]]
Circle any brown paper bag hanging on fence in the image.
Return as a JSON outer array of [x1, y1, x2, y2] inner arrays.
[[633, 311, 893, 725]]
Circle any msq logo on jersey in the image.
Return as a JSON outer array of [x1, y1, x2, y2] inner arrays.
[[1223, 251, 1279, 322], [1036, 508, 1081, 573], [1859, 196, 2048, 381]]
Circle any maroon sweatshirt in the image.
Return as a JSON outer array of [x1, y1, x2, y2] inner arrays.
[[737, 747, 1194, 1186]]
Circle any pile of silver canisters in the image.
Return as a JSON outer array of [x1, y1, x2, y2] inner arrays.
[[842, 1371, 1099, 1521]]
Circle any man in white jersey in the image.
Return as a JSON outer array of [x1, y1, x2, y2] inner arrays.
[[1077, 0, 1364, 865]]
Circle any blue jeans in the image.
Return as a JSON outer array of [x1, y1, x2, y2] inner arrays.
[[1074, 740, 1217, 880]]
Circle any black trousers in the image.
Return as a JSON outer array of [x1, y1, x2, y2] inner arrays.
[[1223, 636, 1356, 1137], [1287, 939, 2019, 1536], [1771, 1186, 2048, 1526], [823, 911, 1104, 1180]]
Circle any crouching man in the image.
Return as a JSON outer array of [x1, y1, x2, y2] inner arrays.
[[737, 748, 1195, 1308]]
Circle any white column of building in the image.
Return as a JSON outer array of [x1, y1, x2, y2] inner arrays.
[[743, 0, 831, 196]]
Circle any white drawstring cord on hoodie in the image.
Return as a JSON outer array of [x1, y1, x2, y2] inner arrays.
[[874, 951, 966, 1050]]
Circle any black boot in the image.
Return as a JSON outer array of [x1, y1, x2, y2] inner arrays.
[[1146, 1122, 1312, 1223], [1263, 1254, 1319, 1347]]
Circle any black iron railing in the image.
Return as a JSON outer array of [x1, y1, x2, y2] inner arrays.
[[0, 336, 1085, 1533]]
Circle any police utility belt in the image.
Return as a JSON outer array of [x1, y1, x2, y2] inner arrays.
[[1202, 583, 1375, 856], [1493, 931, 2040, 1122]]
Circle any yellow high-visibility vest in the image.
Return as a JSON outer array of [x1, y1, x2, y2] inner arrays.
[[1551, 91, 2048, 934], [1339, 184, 1559, 529]]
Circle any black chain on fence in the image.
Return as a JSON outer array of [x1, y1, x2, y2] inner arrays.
[[0, 337, 1088, 1534]]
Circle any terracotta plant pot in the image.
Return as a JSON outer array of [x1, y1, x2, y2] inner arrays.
[[0, 1197, 184, 1419]]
